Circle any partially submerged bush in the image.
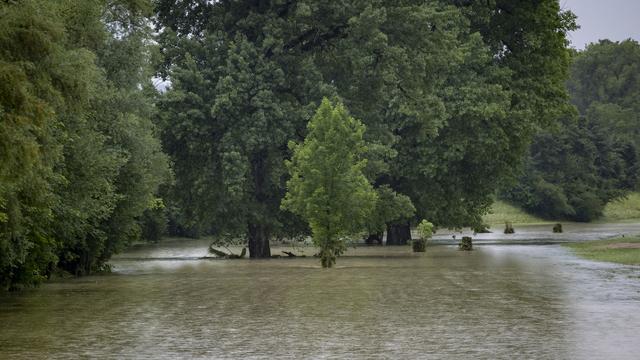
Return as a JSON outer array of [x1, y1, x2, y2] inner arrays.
[[413, 220, 434, 252], [459, 236, 473, 251], [504, 221, 515, 234], [553, 223, 563, 233]]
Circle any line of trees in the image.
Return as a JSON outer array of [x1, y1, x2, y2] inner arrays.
[[2, 0, 579, 287], [155, 0, 576, 255], [0, 0, 169, 289], [503, 40, 640, 221]]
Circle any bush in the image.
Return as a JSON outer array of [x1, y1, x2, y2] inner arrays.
[[504, 221, 515, 234], [553, 223, 563, 233], [459, 236, 473, 251], [413, 220, 434, 253]]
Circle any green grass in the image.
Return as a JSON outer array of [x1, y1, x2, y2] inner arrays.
[[563, 236, 640, 265], [483, 192, 640, 226], [601, 192, 640, 222], [483, 200, 551, 225]]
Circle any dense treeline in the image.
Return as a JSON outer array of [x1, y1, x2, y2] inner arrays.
[[155, 0, 575, 253], [2, 0, 578, 286], [503, 40, 640, 221], [0, 0, 169, 289]]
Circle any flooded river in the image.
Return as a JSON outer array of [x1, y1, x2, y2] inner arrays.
[[1, 224, 640, 359]]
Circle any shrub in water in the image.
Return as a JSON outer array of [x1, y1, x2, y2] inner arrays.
[[413, 220, 434, 252], [553, 223, 563, 233], [459, 236, 473, 251], [504, 221, 515, 234]]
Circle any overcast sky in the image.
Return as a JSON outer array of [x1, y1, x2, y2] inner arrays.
[[562, 0, 640, 49]]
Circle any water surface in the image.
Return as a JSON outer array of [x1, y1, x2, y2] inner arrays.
[[1, 226, 640, 359]]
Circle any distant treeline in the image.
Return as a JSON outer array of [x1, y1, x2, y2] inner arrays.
[[503, 40, 640, 221], [9, 0, 635, 289]]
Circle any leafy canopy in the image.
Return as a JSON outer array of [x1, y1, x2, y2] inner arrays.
[[282, 99, 377, 267]]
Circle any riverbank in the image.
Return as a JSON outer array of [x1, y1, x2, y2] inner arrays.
[[563, 236, 640, 265], [483, 192, 640, 226]]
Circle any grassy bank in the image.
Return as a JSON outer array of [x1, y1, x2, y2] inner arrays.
[[563, 236, 640, 265], [601, 192, 640, 222], [483, 201, 551, 225], [484, 192, 640, 226]]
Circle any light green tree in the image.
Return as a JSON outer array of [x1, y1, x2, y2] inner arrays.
[[282, 99, 377, 267]]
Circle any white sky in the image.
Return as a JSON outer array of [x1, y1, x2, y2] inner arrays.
[[562, 0, 640, 49]]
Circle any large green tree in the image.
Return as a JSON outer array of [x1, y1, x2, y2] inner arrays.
[[155, 0, 577, 250], [0, 0, 72, 288], [0, 0, 169, 288], [282, 99, 377, 267], [155, 1, 474, 250]]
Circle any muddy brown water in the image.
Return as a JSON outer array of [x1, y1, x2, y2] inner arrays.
[[1, 224, 640, 359]]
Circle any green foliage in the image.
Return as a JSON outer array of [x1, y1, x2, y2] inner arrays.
[[504, 40, 640, 222], [0, 0, 169, 288], [0, 0, 78, 288], [140, 199, 168, 243], [155, 1, 576, 240], [416, 220, 434, 240], [602, 192, 640, 222], [282, 99, 377, 267], [505, 116, 632, 222], [367, 186, 415, 236], [421, 0, 577, 228], [413, 220, 433, 252]]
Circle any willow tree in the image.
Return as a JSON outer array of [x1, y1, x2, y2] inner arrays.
[[282, 99, 376, 267], [1, 0, 169, 289]]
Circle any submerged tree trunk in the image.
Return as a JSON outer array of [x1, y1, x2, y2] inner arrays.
[[248, 222, 271, 258], [247, 148, 271, 258], [386, 222, 411, 245], [365, 232, 383, 245]]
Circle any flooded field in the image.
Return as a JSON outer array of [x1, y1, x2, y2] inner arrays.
[[1, 224, 640, 359]]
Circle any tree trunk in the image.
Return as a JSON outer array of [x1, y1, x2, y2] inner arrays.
[[365, 232, 383, 245], [386, 222, 411, 245], [248, 222, 271, 258], [247, 148, 271, 258]]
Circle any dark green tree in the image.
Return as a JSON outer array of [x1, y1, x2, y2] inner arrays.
[[155, 0, 577, 250], [504, 115, 636, 221], [504, 40, 640, 221], [1, 0, 170, 288], [0, 0, 69, 288]]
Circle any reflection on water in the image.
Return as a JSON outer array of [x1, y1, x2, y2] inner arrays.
[[1, 236, 640, 359]]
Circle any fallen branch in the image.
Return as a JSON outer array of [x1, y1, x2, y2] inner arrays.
[[208, 245, 246, 259]]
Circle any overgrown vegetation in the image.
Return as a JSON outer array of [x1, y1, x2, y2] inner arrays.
[[2, 0, 584, 283], [0, 0, 169, 290]]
